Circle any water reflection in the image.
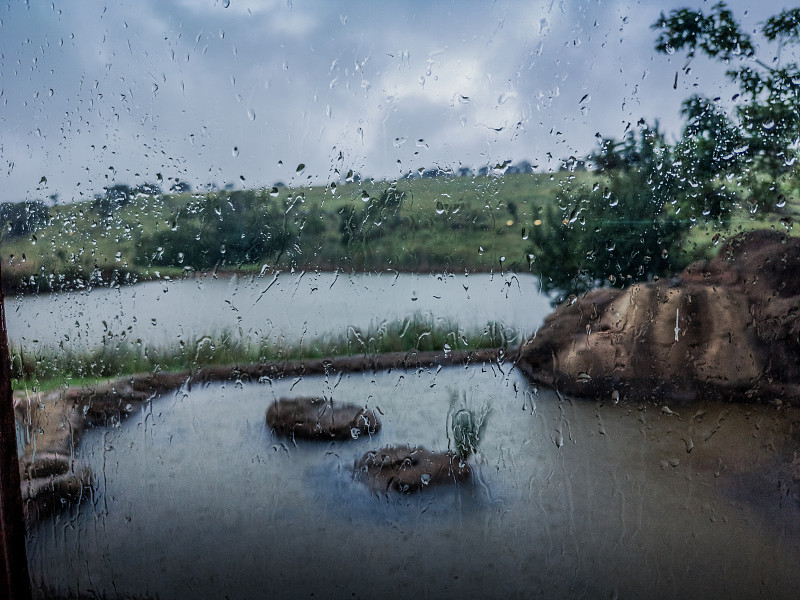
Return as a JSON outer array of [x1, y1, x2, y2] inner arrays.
[[27, 365, 800, 599]]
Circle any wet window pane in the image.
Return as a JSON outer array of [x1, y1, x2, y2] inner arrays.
[[3, 1, 800, 598]]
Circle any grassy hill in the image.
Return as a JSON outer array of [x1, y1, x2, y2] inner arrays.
[[0, 172, 573, 293], [2, 168, 795, 296]]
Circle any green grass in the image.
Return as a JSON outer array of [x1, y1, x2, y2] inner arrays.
[[0, 172, 578, 293], [9, 314, 519, 392]]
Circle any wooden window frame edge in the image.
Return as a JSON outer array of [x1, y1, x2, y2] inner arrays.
[[0, 262, 32, 600]]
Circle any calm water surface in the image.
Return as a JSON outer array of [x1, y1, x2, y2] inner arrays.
[[27, 366, 800, 599], [6, 271, 551, 349]]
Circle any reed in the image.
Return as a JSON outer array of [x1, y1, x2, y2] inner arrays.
[[9, 314, 519, 391]]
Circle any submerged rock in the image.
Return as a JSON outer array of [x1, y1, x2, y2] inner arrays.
[[354, 446, 471, 493], [266, 397, 381, 440], [518, 230, 800, 404]]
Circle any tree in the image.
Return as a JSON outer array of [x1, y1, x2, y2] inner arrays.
[[0, 201, 50, 239], [652, 3, 800, 210], [529, 123, 688, 297], [530, 4, 800, 298], [138, 189, 292, 269], [339, 187, 406, 247], [672, 95, 744, 221]]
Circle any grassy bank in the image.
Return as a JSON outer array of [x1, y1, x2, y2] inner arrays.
[[10, 315, 519, 392]]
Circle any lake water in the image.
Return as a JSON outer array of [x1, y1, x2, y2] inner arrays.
[[6, 271, 552, 350], [26, 366, 800, 599], [14, 273, 800, 598]]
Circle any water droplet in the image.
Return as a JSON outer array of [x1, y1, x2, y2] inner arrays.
[[221, 0, 230, 7], [776, 195, 786, 208], [392, 137, 406, 148], [247, 108, 256, 120], [554, 431, 564, 448], [763, 120, 775, 130], [232, 146, 239, 157], [458, 94, 470, 104], [361, 190, 370, 201], [270, 187, 279, 197], [296, 163, 305, 173]]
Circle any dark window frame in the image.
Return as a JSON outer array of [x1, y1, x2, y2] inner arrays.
[[0, 262, 32, 600]]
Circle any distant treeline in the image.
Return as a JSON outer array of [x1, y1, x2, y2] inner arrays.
[[137, 188, 293, 269], [0, 201, 50, 239]]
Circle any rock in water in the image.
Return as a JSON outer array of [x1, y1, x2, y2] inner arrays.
[[518, 230, 800, 404], [354, 446, 471, 493], [266, 397, 381, 440]]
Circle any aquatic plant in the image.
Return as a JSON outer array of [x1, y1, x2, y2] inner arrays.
[[447, 389, 491, 460]]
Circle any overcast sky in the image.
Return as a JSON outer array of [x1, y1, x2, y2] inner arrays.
[[0, 0, 782, 202]]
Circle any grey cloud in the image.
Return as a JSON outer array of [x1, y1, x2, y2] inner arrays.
[[0, 0, 778, 202]]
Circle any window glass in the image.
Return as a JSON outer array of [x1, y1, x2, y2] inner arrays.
[[3, 1, 800, 598]]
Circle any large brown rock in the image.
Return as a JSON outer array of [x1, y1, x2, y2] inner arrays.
[[266, 397, 381, 440], [517, 230, 800, 404]]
